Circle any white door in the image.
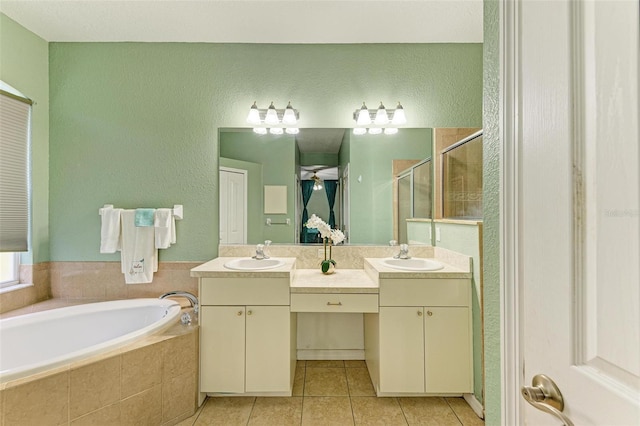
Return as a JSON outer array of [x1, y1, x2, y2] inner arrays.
[[219, 167, 246, 244], [504, 0, 640, 424]]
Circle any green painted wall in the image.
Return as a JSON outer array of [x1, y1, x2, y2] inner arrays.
[[219, 157, 264, 244], [48, 43, 482, 261], [349, 129, 432, 244], [483, 0, 502, 423], [219, 131, 296, 243], [0, 14, 49, 264], [433, 221, 484, 405]]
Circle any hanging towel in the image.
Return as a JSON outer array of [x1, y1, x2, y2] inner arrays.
[[120, 210, 158, 284], [154, 208, 176, 249], [100, 208, 122, 253], [134, 208, 156, 227]]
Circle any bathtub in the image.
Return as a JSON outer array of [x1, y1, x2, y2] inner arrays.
[[0, 298, 181, 384]]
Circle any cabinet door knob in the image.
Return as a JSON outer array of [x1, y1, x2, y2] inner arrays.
[[426, 310, 433, 316], [417, 311, 423, 316], [237, 310, 243, 316], [247, 310, 253, 315]]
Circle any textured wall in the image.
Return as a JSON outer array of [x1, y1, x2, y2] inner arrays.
[[0, 14, 49, 264], [482, 0, 502, 423], [49, 43, 482, 261]]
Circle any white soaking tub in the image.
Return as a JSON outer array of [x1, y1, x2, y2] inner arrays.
[[0, 298, 181, 383]]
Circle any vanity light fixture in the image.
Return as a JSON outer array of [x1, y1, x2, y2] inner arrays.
[[352, 101, 406, 135], [246, 101, 299, 135]]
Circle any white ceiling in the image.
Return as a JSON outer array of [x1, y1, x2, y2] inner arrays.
[[0, 0, 483, 43]]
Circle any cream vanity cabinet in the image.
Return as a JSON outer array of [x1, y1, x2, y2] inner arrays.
[[365, 277, 472, 395], [199, 277, 296, 395]]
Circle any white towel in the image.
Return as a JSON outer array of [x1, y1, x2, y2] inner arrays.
[[120, 210, 158, 284], [154, 208, 176, 249], [100, 208, 122, 253]]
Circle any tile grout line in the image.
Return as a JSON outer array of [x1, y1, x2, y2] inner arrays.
[[246, 396, 257, 426], [444, 397, 465, 426]]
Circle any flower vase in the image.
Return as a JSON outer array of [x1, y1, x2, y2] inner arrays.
[[321, 238, 336, 275]]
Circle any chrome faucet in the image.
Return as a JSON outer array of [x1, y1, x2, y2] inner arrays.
[[393, 244, 411, 260], [159, 291, 199, 324], [253, 240, 271, 260]]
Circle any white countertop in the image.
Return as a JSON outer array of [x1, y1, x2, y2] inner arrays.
[[363, 258, 472, 279], [190, 257, 297, 278]]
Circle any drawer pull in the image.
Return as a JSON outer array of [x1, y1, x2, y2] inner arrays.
[[426, 310, 433, 316], [247, 310, 253, 315], [417, 311, 423, 317], [237, 310, 243, 316], [327, 302, 343, 306]]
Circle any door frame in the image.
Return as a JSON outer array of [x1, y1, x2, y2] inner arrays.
[[498, 0, 524, 423]]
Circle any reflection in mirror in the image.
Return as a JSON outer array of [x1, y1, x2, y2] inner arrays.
[[219, 128, 433, 245]]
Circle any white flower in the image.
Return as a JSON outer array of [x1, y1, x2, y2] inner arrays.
[[306, 214, 343, 244], [330, 229, 345, 245]]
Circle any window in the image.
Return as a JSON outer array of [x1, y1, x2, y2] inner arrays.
[[0, 84, 31, 252], [0, 252, 19, 287]]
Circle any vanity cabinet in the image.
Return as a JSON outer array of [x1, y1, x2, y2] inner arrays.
[[199, 277, 296, 395], [365, 277, 472, 395]]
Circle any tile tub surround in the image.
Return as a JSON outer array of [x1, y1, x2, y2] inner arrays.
[[0, 262, 51, 314], [50, 261, 200, 301], [0, 310, 199, 426]]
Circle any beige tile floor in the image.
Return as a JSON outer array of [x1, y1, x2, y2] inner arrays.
[[179, 361, 484, 425]]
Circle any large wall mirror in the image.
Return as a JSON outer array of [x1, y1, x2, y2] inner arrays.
[[219, 127, 434, 245], [219, 127, 481, 246]]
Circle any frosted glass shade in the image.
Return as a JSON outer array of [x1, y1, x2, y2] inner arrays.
[[356, 103, 372, 125], [282, 102, 297, 124], [384, 127, 399, 135], [265, 102, 279, 125], [246, 102, 261, 125], [391, 103, 407, 125], [253, 127, 267, 135], [353, 127, 367, 135], [285, 128, 299, 135], [374, 102, 389, 125], [368, 127, 383, 135], [269, 127, 284, 135]]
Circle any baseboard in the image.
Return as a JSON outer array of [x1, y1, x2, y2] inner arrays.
[[463, 393, 485, 419], [297, 349, 365, 360]]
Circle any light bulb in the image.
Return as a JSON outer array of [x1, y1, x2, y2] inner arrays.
[[353, 127, 367, 135], [265, 102, 279, 125], [253, 127, 267, 135], [269, 127, 283, 135], [374, 102, 389, 125], [384, 128, 398, 135], [247, 101, 261, 125], [368, 127, 382, 135], [391, 102, 407, 125], [282, 101, 297, 125], [356, 102, 372, 125], [285, 127, 299, 135]]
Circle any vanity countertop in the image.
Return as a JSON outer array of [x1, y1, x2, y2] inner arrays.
[[291, 269, 378, 294], [364, 257, 473, 279], [190, 257, 297, 278]]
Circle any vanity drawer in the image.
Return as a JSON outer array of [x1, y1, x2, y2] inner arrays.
[[291, 293, 379, 313], [200, 277, 290, 305], [379, 278, 470, 307]]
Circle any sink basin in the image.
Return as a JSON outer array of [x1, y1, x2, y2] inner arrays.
[[223, 258, 286, 271], [380, 258, 444, 271]]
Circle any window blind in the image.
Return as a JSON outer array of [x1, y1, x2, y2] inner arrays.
[[0, 90, 31, 252]]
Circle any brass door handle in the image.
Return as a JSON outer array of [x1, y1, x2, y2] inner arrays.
[[521, 374, 574, 426]]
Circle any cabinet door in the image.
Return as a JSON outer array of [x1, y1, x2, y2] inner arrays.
[[245, 306, 291, 392], [424, 306, 472, 393], [200, 306, 246, 393], [379, 307, 425, 393]]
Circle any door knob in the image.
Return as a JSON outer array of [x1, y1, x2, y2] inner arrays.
[[521, 374, 574, 426]]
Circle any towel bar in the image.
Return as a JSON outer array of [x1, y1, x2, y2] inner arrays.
[[99, 204, 184, 220]]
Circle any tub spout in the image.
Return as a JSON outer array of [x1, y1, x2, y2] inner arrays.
[[159, 291, 199, 315]]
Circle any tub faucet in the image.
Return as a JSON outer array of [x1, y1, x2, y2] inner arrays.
[[394, 244, 411, 260], [159, 291, 199, 315]]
